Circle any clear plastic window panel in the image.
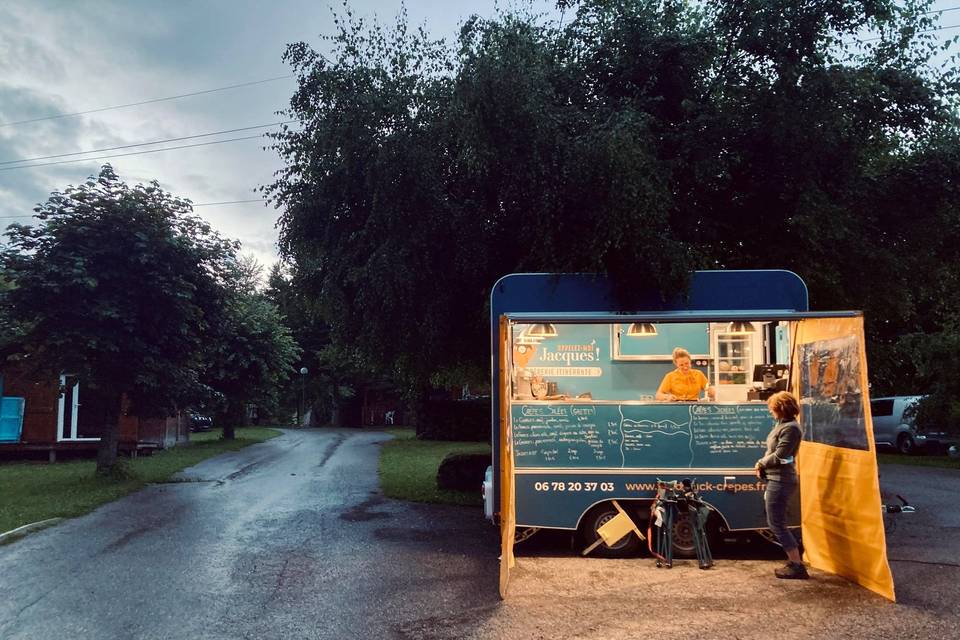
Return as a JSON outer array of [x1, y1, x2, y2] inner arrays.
[[798, 335, 868, 450]]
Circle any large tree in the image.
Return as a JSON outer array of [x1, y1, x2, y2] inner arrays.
[[266, 1, 959, 426], [203, 257, 300, 439], [1, 166, 238, 473], [264, 262, 377, 427]]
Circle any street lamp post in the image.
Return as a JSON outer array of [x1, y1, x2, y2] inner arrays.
[[298, 367, 308, 426]]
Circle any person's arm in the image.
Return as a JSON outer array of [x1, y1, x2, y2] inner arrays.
[[655, 373, 676, 401], [757, 424, 801, 469], [697, 370, 715, 400]]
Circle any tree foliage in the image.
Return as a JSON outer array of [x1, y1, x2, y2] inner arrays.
[[266, 1, 960, 430], [2, 166, 238, 472], [264, 263, 374, 426], [202, 257, 301, 439]]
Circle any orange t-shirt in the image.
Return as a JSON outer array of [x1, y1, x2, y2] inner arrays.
[[657, 369, 709, 400]]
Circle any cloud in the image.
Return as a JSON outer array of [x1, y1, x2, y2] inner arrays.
[[0, 0, 561, 259], [0, 6, 67, 84]]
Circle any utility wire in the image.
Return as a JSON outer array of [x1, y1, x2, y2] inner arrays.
[[192, 199, 263, 207], [0, 121, 297, 166], [860, 22, 960, 42], [923, 6, 960, 15], [0, 199, 265, 220], [0, 135, 267, 171], [0, 75, 294, 128]]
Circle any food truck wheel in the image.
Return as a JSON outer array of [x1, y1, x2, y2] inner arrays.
[[578, 503, 643, 558], [671, 514, 697, 558]]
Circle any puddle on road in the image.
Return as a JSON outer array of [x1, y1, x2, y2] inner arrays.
[[340, 495, 391, 522]]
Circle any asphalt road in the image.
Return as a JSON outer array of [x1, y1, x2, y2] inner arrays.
[[0, 428, 500, 640], [2, 432, 958, 640]]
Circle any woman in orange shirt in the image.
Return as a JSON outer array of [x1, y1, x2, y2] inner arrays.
[[655, 347, 716, 401]]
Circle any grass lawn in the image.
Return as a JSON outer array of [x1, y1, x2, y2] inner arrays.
[[877, 452, 960, 470], [0, 427, 280, 535], [379, 428, 490, 506]]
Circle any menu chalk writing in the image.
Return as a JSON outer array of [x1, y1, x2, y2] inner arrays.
[[512, 402, 770, 469]]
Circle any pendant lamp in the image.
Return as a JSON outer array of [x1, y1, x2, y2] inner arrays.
[[527, 323, 558, 338], [626, 322, 658, 336], [726, 321, 756, 334]]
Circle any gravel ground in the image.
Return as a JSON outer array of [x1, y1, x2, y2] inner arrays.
[[401, 463, 959, 640]]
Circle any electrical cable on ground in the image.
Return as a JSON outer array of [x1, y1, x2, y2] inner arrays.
[[887, 558, 960, 568]]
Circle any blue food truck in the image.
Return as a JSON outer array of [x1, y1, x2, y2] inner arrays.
[[485, 271, 871, 570]]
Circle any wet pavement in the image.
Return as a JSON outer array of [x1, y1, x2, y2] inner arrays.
[[1, 430, 957, 639], [0, 429, 500, 639]]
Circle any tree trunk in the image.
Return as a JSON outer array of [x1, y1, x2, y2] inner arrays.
[[95, 393, 123, 475], [407, 387, 429, 439], [221, 400, 245, 440], [329, 391, 340, 428]]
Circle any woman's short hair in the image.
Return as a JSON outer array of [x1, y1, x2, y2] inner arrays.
[[672, 347, 691, 362], [768, 391, 800, 420]]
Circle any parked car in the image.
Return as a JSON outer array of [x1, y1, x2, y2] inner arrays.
[[870, 396, 956, 455], [189, 412, 213, 433]]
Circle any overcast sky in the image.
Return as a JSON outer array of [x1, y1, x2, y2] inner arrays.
[[1, 1, 956, 270], [0, 0, 561, 269]]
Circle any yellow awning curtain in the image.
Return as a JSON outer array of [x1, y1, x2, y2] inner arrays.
[[792, 316, 895, 601], [499, 316, 517, 599]]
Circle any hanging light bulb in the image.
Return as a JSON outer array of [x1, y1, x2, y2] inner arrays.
[[527, 323, 558, 337], [626, 322, 658, 337], [726, 321, 756, 334]]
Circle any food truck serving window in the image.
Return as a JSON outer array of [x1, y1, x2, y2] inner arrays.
[[511, 320, 783, 404]]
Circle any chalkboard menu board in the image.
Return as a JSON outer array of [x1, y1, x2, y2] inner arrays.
[[511, 402, 770, 469]]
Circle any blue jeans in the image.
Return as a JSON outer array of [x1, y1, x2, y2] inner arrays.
[[764, 475, 799, 552]]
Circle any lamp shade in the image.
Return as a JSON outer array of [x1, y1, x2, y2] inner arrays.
[[527, 323, 558, 337], [726, 321, 756, 334], [626, 322, 658, 336]]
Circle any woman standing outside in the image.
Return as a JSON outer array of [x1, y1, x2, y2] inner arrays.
[[655, 347, 716, 402], [756, 390, 808, 579]]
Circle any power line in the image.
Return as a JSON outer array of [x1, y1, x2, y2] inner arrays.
[[923, 6, 960, 15], [193, 199, 264, 207], [0, 121, 296, 166], [1, 199, 266, 220], [0, 135, 268, 171], [860, 22, 960, 42], [0, 75, 294, 128]]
